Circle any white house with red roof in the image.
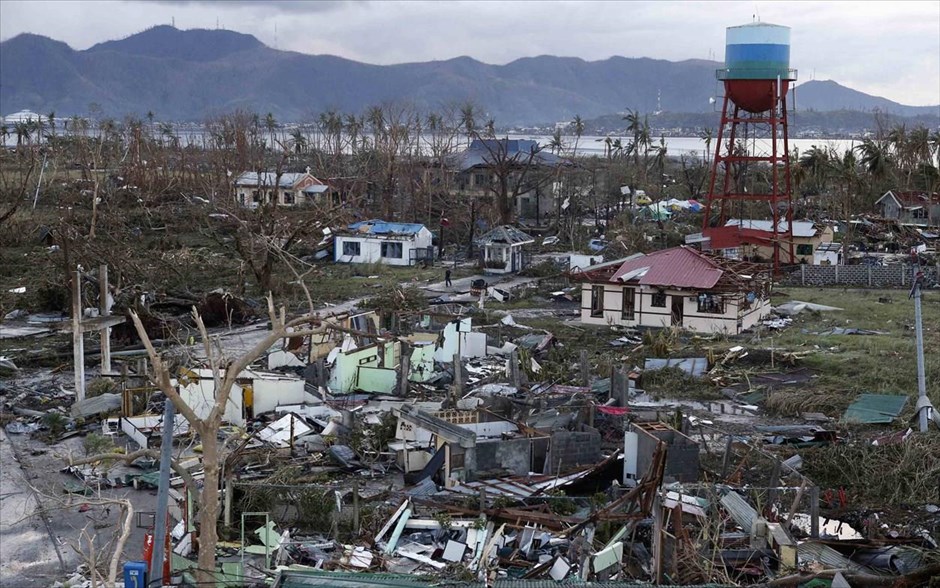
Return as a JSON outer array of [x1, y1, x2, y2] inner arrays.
[[573, 246, 772, 334], [874, 191, 940, 227]]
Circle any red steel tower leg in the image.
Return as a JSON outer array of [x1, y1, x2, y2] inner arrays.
[[702, 80, 795, 274]]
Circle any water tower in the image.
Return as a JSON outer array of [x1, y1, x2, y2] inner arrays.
[[701, 22, 797, 271]]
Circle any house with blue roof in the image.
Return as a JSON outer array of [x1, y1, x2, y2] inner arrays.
[[334, 220, 434, 266]]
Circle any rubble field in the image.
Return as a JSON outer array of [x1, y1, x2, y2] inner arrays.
[[2, 274, 939, 587]]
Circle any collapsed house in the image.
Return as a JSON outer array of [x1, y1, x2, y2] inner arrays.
[[233, 170, 335, 207], [573, 246, 772, 334], [686, 219, 835, 265], [874, 190, 940, 227]]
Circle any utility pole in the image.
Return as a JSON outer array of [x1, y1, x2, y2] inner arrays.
[[150, 399, 176, 586], [910, 266, 928, 432]]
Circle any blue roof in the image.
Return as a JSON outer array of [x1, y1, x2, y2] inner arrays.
[[347, 219, 427, 236]]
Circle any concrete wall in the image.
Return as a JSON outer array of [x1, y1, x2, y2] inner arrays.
[[476, 437, 533, 476], [329, 342, 399, 394], [781, 263, 940, 288], [544, 430, 601, 473], [179, 370, 309, 427], [631, 422, 700, 483]]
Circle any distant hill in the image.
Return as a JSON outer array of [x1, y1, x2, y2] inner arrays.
[[793, 80, 938, 118], [1, 26, 936, 126]]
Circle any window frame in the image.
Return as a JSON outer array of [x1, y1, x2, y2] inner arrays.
[[796, 243, 813, 256], [696, 292, 725, 314], [381, 241, 404, 259], [621, 287, 635, 320], [590, 285, 604, 318], [651, 291, 667, 308], [342, 241, 361, 257]]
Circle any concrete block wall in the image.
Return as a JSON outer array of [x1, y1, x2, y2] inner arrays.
[[544, 430, 601, 473], [476, 437, 533, 476], [781, 263, 939, 288], [631, 422, 701, 483]]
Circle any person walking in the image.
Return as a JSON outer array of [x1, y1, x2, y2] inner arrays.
[[445, 268, 452, 287]]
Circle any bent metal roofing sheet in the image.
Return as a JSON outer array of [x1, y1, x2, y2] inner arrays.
[[610, 246, 723, 290]]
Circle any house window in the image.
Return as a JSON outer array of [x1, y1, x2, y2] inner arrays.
[[474, 173, 487, 187], [651, 291, 667, 308], [251, 190, 260, 203], [621, 287, 635, 320], [796, 244, 813, 256], [696, 293, 725, 314], [590, 285, 604, 318], [283, 191, 295, 205], [911, 208, 927, 219], [381, 242, 403, 259], [342, 241, 361, 257]]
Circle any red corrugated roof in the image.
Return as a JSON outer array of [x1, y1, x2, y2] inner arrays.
[[703, 226, 776, 250], [610, 246, 723, 289]]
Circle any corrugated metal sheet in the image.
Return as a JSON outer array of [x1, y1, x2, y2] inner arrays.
[[719, 491, 758, 532], [843, 394, 908, 424], [644, 357, 708, 377], [235, 172, 315, 188], [725, 219, 817, 238], [477, 225, 534, 246], [798, 542, 873, 574], [611, 247, 723, 289], [348, 220, 427, 236]]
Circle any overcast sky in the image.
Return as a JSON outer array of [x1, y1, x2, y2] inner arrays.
[[2, 0, 938, 106]]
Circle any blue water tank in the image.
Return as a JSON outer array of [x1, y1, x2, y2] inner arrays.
[[123, 561, 149, 588], [723, 22, 791, 80]]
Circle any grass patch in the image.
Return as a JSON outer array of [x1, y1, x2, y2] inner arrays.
[[801, 432, 940, 506], [765, 287, 940, 414]]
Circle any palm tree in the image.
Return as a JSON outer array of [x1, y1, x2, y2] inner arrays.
[[603, 135, 612, 160], [799, 145, 831, 193], [290, 128, 307, 154], [264, 112, 277, 148], [344, 114, 363, 152], [549, 129, 563, 155], [572, 115, 584, 157], [623, 109, 643, 168], [484, 119, 496, 138], [611, 138, 624, 160], [46, 111, 56, 139], [699, 127, 714, 168], [460, 103, 476, 142], [855, 139, 892, 195], [652, 136, 668, 193]]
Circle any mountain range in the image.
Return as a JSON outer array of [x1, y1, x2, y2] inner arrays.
[[1, 25, 937, 126]]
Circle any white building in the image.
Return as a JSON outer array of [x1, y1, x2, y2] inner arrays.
[[177, 368, 311, 428], [477, 225, 534, 274], [233, 171, 332, 207], [334, 220, 434, 267], [575, 246, 772, 335]]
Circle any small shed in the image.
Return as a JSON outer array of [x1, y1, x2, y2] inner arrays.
[[478, 225, 534, 274], [813, 242, 842, 266]]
